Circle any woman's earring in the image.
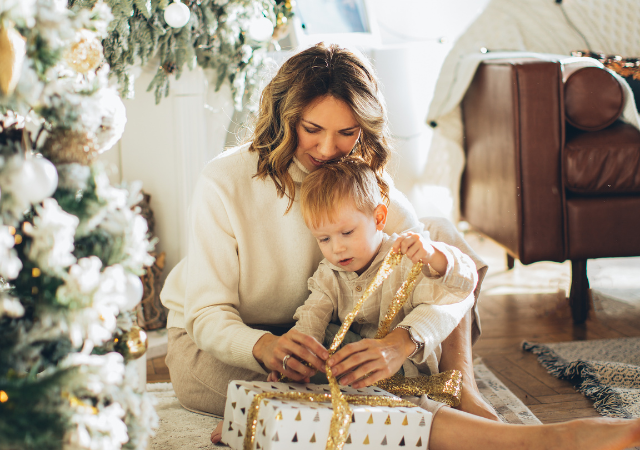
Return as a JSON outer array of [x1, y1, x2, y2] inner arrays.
[[350, 137, 360, 155]]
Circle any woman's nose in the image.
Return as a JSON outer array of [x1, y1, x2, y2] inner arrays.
[[317, 135, 336, 158]]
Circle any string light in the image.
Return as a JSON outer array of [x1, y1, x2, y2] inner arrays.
[[0, 391, 8, 403]]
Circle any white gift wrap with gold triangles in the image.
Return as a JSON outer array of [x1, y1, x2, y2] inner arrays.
[[221, 381, 432, 450]]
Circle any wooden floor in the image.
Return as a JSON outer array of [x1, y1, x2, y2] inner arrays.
[[147, 233, 640, 424]]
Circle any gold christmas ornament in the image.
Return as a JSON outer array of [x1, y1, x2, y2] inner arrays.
[[115, 325, 148, 361], [0, 22, 27, 96], [41, 129, 98, 165], [65, 31, 103, 74]]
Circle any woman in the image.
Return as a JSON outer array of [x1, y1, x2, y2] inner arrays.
[[160, 42, 490, 420], [161, 43, 640, 450]]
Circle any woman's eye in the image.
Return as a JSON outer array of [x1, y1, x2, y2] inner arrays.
[[341, 131, 355, 137], [304, 127, 320, 134]]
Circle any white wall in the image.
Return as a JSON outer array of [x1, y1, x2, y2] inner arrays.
[[369, 0, 490, 219], [100, 66, 236, 272]]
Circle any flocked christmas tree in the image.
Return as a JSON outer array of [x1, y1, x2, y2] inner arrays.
[[0, 1, 158, 448]]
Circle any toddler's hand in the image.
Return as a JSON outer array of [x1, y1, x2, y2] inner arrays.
[[392, 232, 435, 265], [267, 370, 279, 382]]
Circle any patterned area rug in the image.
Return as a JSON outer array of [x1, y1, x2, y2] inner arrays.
[[523, 337, 640, 419], [147, 361, 540, 450]]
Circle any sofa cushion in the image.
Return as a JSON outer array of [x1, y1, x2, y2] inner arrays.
[[564, 121, 640, 194], [564, 66, 624, 131]]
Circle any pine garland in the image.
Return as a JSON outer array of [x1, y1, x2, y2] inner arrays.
[[69, 0, 294, 109]]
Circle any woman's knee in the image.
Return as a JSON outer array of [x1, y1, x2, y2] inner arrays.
[[165, 327, 266, 416], [173, 376, 227, 416]]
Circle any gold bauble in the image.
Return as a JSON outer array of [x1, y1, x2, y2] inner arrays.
[[115, 326, 148, 361], [65, 32, 103, 74], [41, 129, 98, 165], [0, 22, 26, 95]]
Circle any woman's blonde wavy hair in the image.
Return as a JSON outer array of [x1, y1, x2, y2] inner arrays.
[[250, 42, 392, 213]]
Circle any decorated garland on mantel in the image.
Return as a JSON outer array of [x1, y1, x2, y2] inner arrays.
[[68, 0, 294, 110], [571, 50, 640, 80]]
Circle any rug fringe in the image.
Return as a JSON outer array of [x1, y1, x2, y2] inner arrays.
[[522, 342, 632, 418]]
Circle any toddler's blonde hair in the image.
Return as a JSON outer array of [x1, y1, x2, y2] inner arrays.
[[301, 157, 389, 228]]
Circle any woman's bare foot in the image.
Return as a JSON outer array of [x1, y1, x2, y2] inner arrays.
[[457, 383, 500, 421], [210, 421, 224, 445], [551, 417, 640, 450]]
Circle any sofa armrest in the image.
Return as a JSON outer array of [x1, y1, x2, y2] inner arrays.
[[461, 59, 565, 264]]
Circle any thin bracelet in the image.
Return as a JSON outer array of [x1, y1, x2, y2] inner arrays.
[[395, 325, 423, 358]]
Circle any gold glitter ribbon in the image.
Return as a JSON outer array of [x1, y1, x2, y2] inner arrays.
[[374, 259, 425, 340], [375, 371, 463, 406], [368, 253, 462, 408], [243, 250, 461, 449], [319, 250, 421, 450], [327, 250, 406, 354]]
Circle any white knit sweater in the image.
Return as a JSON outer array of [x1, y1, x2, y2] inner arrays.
[[160, 143, 425, 374]]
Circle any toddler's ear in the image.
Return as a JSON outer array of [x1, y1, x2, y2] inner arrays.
[[374, 204, 388, 230]]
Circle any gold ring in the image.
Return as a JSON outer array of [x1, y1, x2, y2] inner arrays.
[[282, 354, 291, 371]]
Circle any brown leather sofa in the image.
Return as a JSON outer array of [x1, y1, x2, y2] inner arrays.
[[460, 58, 640, 324]]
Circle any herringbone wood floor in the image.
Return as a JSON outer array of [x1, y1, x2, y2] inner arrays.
[[147, 233, 640, 424]]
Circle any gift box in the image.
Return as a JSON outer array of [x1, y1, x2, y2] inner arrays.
[[221, 380, 433, 450]]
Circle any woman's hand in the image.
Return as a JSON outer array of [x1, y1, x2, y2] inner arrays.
[[392, 232, 447, 275], [253, 329, 329, 382], [326, 328, 415, 388]]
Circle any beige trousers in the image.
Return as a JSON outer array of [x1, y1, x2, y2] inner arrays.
[[165, 328, 267, 416], [166, 327, 447, 424]]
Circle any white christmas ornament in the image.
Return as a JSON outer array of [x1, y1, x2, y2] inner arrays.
[[29, 157, 58, 201], [124, 272, 144, 310], [164, 1, 190, 28], [248, 16, 274, 42], [0, 156, 58, 216]]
